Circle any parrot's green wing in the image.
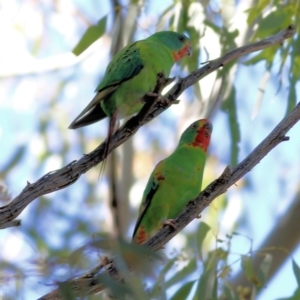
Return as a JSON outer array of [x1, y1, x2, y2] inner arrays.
[[96, 42, 144, 92], [69, 42, 144, 129], [132, 163, 164, 241]]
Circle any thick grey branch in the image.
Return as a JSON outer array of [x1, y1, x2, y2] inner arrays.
[[39, 101, 300, 299], [0, 25, 295, 229]]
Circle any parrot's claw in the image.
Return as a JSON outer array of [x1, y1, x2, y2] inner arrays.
[[196, 214, 201, 219], [157, 97, 171, 106], [155, 71, 176, 94], [157, 71, 175, 87], [163, 219, 177, 230], [142, 94, 177, 107], [187, 199, 196, 206], [100, 256, 110, 266], [158, 97, 180, 106]]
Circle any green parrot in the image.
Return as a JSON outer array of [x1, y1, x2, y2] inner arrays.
[[68, 31, 192, 155], [132, 119, 212, 245]]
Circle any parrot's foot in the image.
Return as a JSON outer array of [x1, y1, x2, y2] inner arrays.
[[156, 71, 175, 88], [163, 219, 177, 231], [142, 94, 178, 107], [157, 97, 171, 106], [100, 256, 111, 266], [187, 199, 196, 205], [157, 97, 180, 106]]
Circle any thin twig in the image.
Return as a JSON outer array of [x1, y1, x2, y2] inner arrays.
[[0, 25, 295, 229], [39, 101, 300, 300]]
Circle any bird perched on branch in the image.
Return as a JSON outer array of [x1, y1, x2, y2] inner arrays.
[[69, 31, 192, 159], [132, 119, 212, 245]]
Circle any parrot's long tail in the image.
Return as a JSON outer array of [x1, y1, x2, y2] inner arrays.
[[99, 110, 118, 178]]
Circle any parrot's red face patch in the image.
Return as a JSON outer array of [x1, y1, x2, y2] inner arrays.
[[172, 43, 192, 61], [191, 122, 212, 152]]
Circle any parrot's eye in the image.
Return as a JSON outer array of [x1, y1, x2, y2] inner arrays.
[[178, 36, 185, 42], [191, 123, 197, 129]]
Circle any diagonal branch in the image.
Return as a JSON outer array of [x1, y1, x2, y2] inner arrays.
[[39, 101, 300, 300], [0, 25, 295, 229]]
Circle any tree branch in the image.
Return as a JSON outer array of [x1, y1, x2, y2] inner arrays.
[[39, 101, 300, 300], [0, 25, 295, 229]]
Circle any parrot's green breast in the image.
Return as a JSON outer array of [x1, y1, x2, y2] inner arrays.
[[133, 146, 207, 244], [153, 146, 205, 218]]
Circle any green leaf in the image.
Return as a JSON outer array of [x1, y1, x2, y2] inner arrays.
[[170, 280, 196, 300], [57, 281, 77, 300], [96, 273, 134, 299], [114, 239, 163, 279], [161, 256, 179, 274], [222, 281, 239, 300], [291, 288, 300, 300], [1, 146, 26, 176], [221, 87, 240, 167], [196, 222, 211, 259], [252, 7, 293, 40], [194, 252, 218, 300], [241, 255, 254, 279], [244, 47, 276, 67], [241, 255, 260, 287], [220, 28, 239, 53], [292, 259, 300, 286], [286, 78, 296, 114], [204, 20, 221, 35], [291, 34, 300, 78], [149, 259, 168, 300], [156, 4, 174, 31], [73, 15, 107, 56], [151, 256, 178, 297], [246, 0, 269, 25], [166, 258, 197, 288], [285, 33, 300, 113], [257, 254, 273, 287]]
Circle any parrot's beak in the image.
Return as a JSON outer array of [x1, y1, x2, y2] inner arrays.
[[173, 43, 192, 61], [203, 121, 213, 134], [186, 44, 192, 56]]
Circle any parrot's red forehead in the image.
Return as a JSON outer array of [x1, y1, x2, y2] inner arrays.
[[172, 43, 192, 61], [191, 125, 212, 152]]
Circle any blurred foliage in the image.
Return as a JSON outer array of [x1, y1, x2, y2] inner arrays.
[[73, 15, 108, 56], [1, 0, 300, 299]]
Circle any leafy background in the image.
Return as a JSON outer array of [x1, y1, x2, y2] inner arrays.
[[1, 0, 300, 299]]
